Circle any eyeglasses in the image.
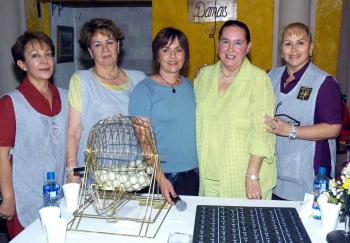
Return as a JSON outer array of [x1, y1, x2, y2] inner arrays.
[[274, 102, 301, 126]]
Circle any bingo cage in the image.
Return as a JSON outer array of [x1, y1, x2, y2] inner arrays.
[[67, 116, 170, 238]]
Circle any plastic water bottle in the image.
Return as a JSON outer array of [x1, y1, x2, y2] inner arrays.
[[312, 167, 329, 219], [43, 171, 61, 207]]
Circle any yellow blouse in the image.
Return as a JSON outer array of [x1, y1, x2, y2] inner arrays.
[[68, 71, 128, 112], [194, 58, 276, 198]]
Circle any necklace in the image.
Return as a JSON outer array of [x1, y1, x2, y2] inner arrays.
[[93, 67, 120, 81], [220, 65, 240, 81], [159, 74, 181, 93]]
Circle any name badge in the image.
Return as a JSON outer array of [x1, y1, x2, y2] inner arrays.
[[297, 86, 312, 100]]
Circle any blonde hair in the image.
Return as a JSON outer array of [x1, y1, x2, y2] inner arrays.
[[280, 22, 312, 43]]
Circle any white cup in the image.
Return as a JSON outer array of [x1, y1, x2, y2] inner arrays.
[[168, 232, 192, 243], [320, 202, 340, 234], [44, 217, 67, 243], [62, 183, 80, 211], [39, 207, 61, 235]]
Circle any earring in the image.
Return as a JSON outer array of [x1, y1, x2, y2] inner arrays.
[[23, 67, 27, 71]]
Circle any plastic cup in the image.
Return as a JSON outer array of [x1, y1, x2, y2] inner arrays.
[[168, 232, 192, 243], [44, 217, 67, 243], [39, 206, 60, 235], [320, 202, 340, 234], [62, 183, 80, 211]]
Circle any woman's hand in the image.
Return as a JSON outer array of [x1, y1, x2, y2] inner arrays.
[[0, 147, 16, 220], [158, 174, 176, 205], [67, 174, 81, 184], [264, 114, 291, 137], [0, 194, 15, 221], [245, 155, 263, 200], [245, 176, 262, 199]]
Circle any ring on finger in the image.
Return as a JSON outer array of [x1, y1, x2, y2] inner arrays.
[[271, 124, 276, 129]]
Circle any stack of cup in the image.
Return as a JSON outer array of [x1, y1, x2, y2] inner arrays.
[[320, 202, 341, 234], [62, 183, 81, 212], [44, 218, 67, 243], [39, 207, 67, 243]]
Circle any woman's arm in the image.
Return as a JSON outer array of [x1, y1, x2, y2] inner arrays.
[[264, 117, 341, 140], [66, 105, 82, 183], [131, 117, 176, 204], [246, 71, 276, 199], [265, 76, 342, 141], [0, 147, 15, 220], [245, 154, 263, 199]]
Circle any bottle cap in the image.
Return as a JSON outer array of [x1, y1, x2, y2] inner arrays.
[[318, 167, 326, 175], [47, 171, 55, 180]]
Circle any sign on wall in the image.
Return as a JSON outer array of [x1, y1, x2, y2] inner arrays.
[[188, 0, 237, 23]]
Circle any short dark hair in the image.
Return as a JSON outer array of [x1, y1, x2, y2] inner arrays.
[[219, 20, 251, 43], [11, 31, 55, 63], [79, 18, 124, 52], [152, 27, 189, 75]]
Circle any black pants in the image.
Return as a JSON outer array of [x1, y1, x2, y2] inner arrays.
[[164, 168, 199, 196]]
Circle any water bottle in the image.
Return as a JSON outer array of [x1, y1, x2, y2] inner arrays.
[[43, 171, 61, 207], [312, 167, 329, 219]]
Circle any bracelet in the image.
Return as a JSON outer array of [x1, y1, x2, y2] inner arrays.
[[246, 174, 260, 181], [66, 158, 77, 164], [65, 167, 75, 177], [288, 124, 297, 140]]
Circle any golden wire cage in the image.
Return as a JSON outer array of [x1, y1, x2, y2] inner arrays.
[[67, 116, 170, 238]]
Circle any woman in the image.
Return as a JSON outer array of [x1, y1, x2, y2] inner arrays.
[[195, 20, 276, 200], [66, 18, 145, 182], [128, 27, 199, 204], [0, 31, 67, 239], [264, 22, 342, 201]]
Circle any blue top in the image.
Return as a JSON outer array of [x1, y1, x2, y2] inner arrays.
[[128, 76, 198, 173]]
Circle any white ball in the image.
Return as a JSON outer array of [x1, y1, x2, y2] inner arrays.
[[118, 174, 128, 184], [146, 166, 153, 175], [108, 171, 116, 180], [129, 174, 138, 185], [146, 177, 151, 185], [119, 164, 127, 172], [136, 159, 142, 167], [129, 160, 136, 168], [132, 183, 141, 191], [138, 174, 146, 185], [123, 181, 131, 191], [112, 179, 120, 188]]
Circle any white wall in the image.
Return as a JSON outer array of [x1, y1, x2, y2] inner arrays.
[[50, 5, 152, 89], [50, 5, 77, 89], [0, 0, 26, 95]]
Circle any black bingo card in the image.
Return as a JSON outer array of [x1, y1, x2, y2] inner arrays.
[[193, 205, 311, 243]]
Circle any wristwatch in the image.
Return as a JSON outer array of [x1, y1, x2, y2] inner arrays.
[[246, 174, 260, 181], [289, 124, 297, 140]]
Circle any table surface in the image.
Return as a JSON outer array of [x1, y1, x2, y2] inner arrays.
[[10, 195, 342, 243]]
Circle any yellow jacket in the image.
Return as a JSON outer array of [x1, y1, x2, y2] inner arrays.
[[194, 58, 276, 198]]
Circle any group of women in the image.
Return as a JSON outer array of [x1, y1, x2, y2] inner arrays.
[[0, 17, 342, 239]]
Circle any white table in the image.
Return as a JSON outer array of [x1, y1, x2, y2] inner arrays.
[[10, 196, 342, 243]]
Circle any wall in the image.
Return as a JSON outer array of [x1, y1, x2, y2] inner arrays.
[[26, 0, 50, 35], [0, 0, 26, 95], [313, 0, 342, 77], [153, 0, 274, 79], [337, 0, 350, 98], [6, 0, 346, 90], [50, 6, 76, 89], [237, 0, 274, 71], [49, 5, 152, 89]]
